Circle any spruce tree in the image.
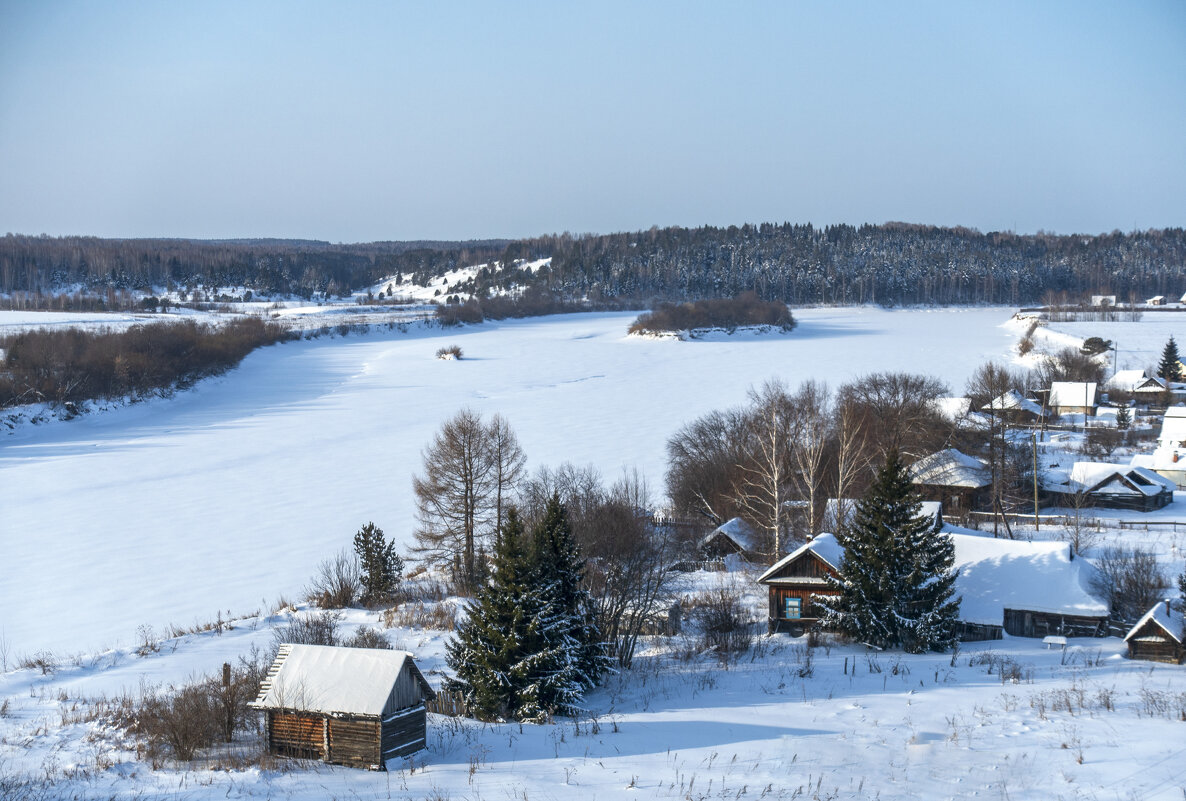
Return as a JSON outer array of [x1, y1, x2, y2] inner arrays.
[[444, 510, 533, 721], [817, 450, 960, 651], [1157, 335, 1182, 383], [517, 495, 607, 720]]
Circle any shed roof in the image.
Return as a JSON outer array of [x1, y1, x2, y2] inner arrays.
[[982, 390, 1046, 417], [251, 644, 432, 717], [757, 533, 845, 583], [1049, 382, 1097, 409], [1124, 601, 1185, 644], [1049, 461, 1178, 497], [1106, 370, 1149, 393], [910, 449, 991, 489]]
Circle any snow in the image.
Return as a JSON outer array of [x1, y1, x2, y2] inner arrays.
[[1107, 369, 1149, 392], [252, 644, 415, 716], [701, 517, 757, 552], [984, 389, 1046, 416], [1, 306, 1025, 657], [1160, 406, 1186, 446]]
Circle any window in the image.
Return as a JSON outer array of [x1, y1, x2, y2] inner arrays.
[[784, 597, 802, 619]]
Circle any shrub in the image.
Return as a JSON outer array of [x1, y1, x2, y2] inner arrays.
[[342, 626, 392, 649], [382, 601, 458, 631], [273, 610, 340, 649], [695, 586, 754, 659], [138, 683, 216, 761], [435, 344, 463, 360], [304, 550, 361, 609], [1091, 547, 1169, 625]]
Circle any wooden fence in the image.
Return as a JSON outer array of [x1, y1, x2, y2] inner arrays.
[[426, 689, 468, 718], [960, 511, 1186, 533]]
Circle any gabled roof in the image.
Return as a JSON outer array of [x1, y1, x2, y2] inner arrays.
[[1106, 370, 1149, 393], [1051, 461, 1178, 497], [700, 517, 758, 552], [910, 449, 992, 489], [1049, 382, 1097, 408], [757, 533, 844, 583], [982, 390, 1046, 417], [251, 643, 433, 717], [1125, 600, 1185, 644]]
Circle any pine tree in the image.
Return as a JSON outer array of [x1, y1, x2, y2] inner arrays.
[[1157, 335, 1182, 384], [816, 450, 960, 651], [444, 510, 534, 721], [353, 522, 404, 606]]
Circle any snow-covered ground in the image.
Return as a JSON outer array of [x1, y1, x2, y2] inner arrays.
[[1033, 311, 1186, 372], [4, 304, 1186, 799], [2, 307, 1021, 657], [3, 586, 1185, 800]]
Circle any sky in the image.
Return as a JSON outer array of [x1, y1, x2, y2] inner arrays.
[[0, 1, 1183, 242]]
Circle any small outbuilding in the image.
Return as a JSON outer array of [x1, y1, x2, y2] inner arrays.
[[910, 448, 992, 514], [1048, 382, 1098, 417], [1124, 600, 1185, 664], [251, 644, 436, 770], [699, 517, 760, 561], [1043, 461, 1176, 512]]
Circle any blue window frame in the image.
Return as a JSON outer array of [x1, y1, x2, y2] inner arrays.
[[784, 597, 802, 619]]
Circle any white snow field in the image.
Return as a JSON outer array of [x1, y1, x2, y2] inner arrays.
[[2, 306, 1023, 657]]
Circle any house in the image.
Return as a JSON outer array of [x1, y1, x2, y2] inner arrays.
[[1130, 449, 1186, 490], [1107, 370, 1155, 395], [909, 448, 992, 514], [1048, 382, 1097, 417], [757, 532, 1109, 639], [1042, 461, 1176, 512], [699, 517, 759, 561], [1124, 600, 1185, 664], [981, 390, 1048, 423], [251, 644, 436, 770], [1147, 295, 1166, 306]]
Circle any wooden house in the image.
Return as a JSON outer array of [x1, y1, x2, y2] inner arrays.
[[756, 535, 843, 635], [1159, 407, 1186, 448], [757, 531, 1109, 640], [981, 390, 1048, 424], [1042, 461, 1176, 512], [909, 448, 992, 514], [1124, 600, 1185, 664], [1146, 295, 1166, 306], [1048, 382, 1097, 417], [251, 644, 436, 770], [699, 517, 760, 562]]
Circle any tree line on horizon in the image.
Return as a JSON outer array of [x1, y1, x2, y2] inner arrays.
[[3, 223, 1185, 307]]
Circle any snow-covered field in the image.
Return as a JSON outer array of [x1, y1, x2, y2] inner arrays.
[[4, 304, 1186, 800], [3, 306, 1022, 657]]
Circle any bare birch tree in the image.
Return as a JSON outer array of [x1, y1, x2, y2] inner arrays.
[[732, 379, 794, 558]]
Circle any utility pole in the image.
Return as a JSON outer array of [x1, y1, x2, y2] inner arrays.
[[1032, 432, 1040, 532]]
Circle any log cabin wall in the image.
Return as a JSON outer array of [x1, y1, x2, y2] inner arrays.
[[1002, 609, 1108, 638], [381, 704, 428, 759], [326, 717, 382, 768], [268, 711, 324, 760]]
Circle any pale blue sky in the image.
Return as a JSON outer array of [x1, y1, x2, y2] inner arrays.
[[1, 1, 1183, 241]]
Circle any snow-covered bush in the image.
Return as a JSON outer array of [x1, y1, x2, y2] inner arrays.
[[436, 344, 463, 360]]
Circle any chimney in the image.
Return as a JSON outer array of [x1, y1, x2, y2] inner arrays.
[[1166, 599, 1172, 617]]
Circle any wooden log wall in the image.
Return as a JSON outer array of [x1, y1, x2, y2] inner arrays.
[[382, 704, 428, 760], [268, 711, 324, 760], [327, 717, 381, 768]]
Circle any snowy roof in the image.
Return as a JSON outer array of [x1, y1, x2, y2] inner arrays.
[[951, 534, 1108, 624], [252, 644, 428, 717], [1160, 407, 1186, 446], [1124, 600, 1185, 644], [1048, 382, 1097, 408], [1147, 296, 1166, 304], [934, 396, 972, 421], [1055, 461, 1178, 496], [1106, 370, 1149, 393], [982, 390, 1046, 417], [701, 517, 758, 552], [1131, 447, 1186, 472], [823, 498, 942, 532], [757, 533, 845, 582], [758, 532, 1109, 625], [910, 449, 991, 489]]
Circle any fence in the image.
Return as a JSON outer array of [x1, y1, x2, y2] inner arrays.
[[426, 688, 468, 718], [961, 511, 1186, 533]]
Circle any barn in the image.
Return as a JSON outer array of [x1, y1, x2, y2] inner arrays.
[[250, 644, 436, 770], [1124, 601, 1185, 664]]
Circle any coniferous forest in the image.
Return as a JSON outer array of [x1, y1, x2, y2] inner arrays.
[[2, 223, 1185, 306]]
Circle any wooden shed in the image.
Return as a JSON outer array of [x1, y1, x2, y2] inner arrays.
[[756, 535, 843, 635], [250, 644, 436, 770], [1124, 600, 1185, 664]]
